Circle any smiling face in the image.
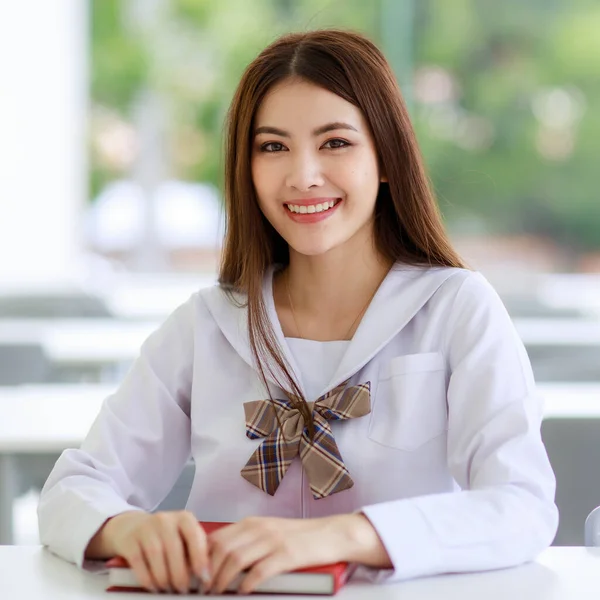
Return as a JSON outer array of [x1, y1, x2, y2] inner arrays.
[[251, 78, 385, 258]]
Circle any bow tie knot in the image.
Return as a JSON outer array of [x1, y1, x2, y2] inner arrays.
[[241, 381, 371, 499]]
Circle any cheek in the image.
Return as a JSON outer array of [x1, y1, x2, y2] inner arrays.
[[252, 160, 280, 202], [340, 157, 380, 200], [250, 160, 264, 193], [251, 162, 270, 210], [252, 166, 284, 225]]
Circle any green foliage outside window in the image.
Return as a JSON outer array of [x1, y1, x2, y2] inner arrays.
[[90, 0, 600, 252]]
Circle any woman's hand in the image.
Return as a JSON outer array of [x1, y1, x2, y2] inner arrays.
[[205, 513, 391, 595], [105, 510, 210, 594]]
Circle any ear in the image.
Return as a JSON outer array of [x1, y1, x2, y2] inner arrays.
[[380, 174, 388, 183]]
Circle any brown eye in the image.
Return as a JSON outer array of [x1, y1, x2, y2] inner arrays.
[[261, 142, 286, 152], [322, 138, 350, 149]]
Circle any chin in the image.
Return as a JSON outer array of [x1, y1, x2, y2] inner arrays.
[[288, 240, 339, 257]]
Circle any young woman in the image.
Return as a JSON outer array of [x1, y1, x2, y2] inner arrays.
[[38, 29, 558, 595]]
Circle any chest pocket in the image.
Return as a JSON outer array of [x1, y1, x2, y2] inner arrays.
[[368, 352, 448, 451]]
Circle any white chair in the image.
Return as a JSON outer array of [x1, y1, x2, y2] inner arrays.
[[584, 506, 600, 546]]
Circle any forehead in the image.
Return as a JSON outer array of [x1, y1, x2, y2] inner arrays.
[[254, 79, 366, 131]]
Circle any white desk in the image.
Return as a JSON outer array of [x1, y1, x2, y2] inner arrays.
[[0, 319, 159, 365], [0, 272, 217, 321], [541, 383, 600, 418], [1, 382, 596, 453], [0, 317, 598, 372], [103, 273, 216, 320], [512, 317, 600, 346], [0, 385, 115, 544], [1, 383, 599, 545], [539, 273, 600, 319], [0, 546, 599, 599], [0, 385, 116, 453]]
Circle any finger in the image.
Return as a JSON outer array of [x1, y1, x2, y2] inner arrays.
[[205, 525, 254, 592], [210, 539, 273, 595], [161, 520, 192, 594], [238, 553, 292, 596], [126, 541, 159, 593], [139, 532, 170, 592], [179, 513, 210, 586]]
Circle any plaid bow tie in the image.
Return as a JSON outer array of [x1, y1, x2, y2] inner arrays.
[[240, 381, 371, 499]]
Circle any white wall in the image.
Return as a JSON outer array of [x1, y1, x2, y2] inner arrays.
[[0, 0, 87, 285]]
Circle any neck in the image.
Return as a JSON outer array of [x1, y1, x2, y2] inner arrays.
[[278, 232, 393, 340]]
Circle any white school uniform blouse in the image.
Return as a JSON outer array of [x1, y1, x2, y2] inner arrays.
[[286, 337, 349, 400], [37, 264, 558, 582]]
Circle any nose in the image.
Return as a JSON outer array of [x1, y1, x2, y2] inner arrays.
[[285, 150, 325, 191]]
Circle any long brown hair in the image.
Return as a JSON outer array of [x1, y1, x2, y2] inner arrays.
[[219, 29, 465, 423]]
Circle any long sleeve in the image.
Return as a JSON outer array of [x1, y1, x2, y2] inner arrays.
[[37, 295, 196, 567], [360, 272, 558, 582]]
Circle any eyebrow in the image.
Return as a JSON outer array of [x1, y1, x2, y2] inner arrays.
[[254, 121, 359, 137]]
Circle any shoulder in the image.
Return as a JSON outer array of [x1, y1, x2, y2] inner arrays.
[[196, 282, 247, 315], [427, 269, 515, 349], [391, 265, 508, 324], [389, 264, 496, 305], [148, 284, 231, 341], [439, 269, 505, 315], [435, 268, 501, 306]]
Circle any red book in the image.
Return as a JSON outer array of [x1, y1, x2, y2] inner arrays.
[[106, 521, 356, 595]]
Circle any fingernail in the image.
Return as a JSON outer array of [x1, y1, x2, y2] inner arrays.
[[199, 567, 211, 587]]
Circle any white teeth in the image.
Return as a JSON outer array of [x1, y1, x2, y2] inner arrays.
[[286, 200, 339, 214]]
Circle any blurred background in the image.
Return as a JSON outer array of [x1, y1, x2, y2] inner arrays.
[[0, 0, 598, 548]]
